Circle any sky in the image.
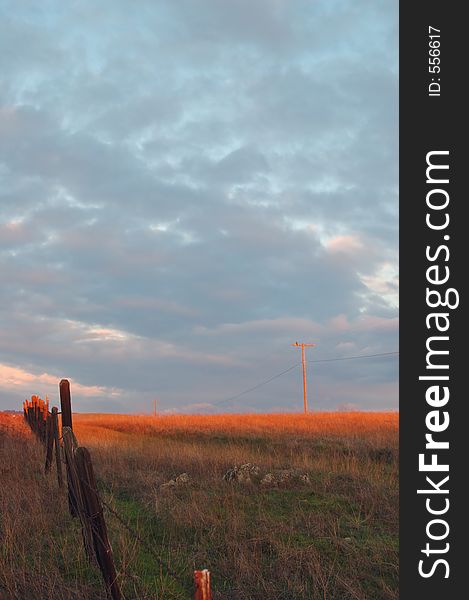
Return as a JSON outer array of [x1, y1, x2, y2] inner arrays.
[[0, 0, 398, 413]]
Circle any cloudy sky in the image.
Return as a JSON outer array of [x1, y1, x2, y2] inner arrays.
[[0, 0, 398, 413]]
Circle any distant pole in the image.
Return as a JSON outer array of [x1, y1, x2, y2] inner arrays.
[[291, 342, 316, 413], [153, 398, 157, 417]]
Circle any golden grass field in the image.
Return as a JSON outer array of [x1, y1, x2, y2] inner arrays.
[[0, 411, 398, 599]]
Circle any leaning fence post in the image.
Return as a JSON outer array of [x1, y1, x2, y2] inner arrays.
[[75, 446, 122, 600], [62, 427, 94, 559], [60, 381, 77, 515], [51, 407, 63, 488], [194, 570, 212, 600], [62, 427, 80, 516]]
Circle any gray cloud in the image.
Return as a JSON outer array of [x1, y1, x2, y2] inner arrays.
[[0, 0, 398, 412]]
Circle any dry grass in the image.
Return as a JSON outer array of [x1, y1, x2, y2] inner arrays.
[[0, 414, 108, 599], [1, 411, 398, 599]]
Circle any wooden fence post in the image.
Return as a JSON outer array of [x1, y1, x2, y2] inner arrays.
[[62, 427, 94, 558], [194, 570, 212, 600], [52, 407, 63, 488], [45, 413, 54, 473], [62, 427, 80, 514], [38, 399, 43, 439], [40, 399, 47, 444], [60, 382, 77, 515], [59, 379, 73, 430], [75, 446, 122, 600], [31, 396, 38, 435], [62, 426, 82, 519]]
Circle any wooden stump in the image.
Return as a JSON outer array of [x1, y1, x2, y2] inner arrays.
[[194, 570, 212, 600]]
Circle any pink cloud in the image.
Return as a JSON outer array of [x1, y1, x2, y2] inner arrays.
[[326, 234, 364, 254], [328, 314, 398, 334], [0, 363, 122, 399], [0, 219, 41, 247]]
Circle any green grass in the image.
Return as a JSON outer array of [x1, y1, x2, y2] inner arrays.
[[101, 491, 192, 598], [96, 478, 397, 599]]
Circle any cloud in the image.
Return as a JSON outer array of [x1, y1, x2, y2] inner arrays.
[[326, 235, 365, 255], [0, 362, 122, 399], [0, 0, 398, 412], [328, 314, 399, 334], [194, 317, 323, 337]]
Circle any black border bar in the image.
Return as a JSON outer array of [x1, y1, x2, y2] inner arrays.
[[400, 3, 465, 597]]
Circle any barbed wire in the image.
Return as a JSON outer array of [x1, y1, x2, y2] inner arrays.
[[54, 428, 189, 595], [73, 471, 189, 593], [101, 496, 188, 591]]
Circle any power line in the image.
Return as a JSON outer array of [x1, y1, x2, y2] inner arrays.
[[215, 350, 399, 407], [218, 363, 301, 405], [307, 351, 399, 364]]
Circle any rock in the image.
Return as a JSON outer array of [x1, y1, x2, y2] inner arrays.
[[260, 473, 276, 485], [260, 469, 311, 486], [175, 472, 190, 484], [277, 469, 295, 482], [160, 472, 191, 490], [160, 479, 177, 490], [222, 468, 237, 482], [223, 463, 261, 483], [223, 464, 311, 486]]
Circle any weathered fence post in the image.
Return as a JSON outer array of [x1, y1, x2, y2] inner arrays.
[[52, 407, 63, 488], [38, 398, 44, 441], [59, 379, 73, 430], [42, 400, 48, 443], [62, 426, 81, 519], [44, 413, 54, 473], [75, 446, 122, 600], [62, 427, 94, 558], [60, 380, 77, 515], [31, 396, 38, 435], [194, 570, 212, 600]]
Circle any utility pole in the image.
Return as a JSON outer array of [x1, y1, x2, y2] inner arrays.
[[153, 398, 157, 417], [291, 342, 316, 413]]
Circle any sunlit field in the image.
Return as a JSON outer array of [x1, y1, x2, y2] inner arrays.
[[1, 411, 398, 599]]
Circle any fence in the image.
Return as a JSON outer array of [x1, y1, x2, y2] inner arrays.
[[23, 380, 212, 600]]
